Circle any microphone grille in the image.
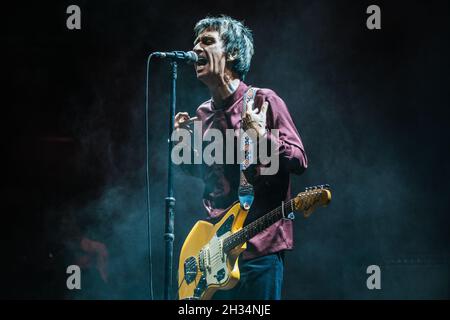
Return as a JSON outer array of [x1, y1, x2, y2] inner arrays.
[[186, 51, 198, 64]]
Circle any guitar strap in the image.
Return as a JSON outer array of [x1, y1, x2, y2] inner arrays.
[[238, 86, 259, 210]]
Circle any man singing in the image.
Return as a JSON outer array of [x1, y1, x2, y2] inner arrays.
[[175, 15, 307, 300]]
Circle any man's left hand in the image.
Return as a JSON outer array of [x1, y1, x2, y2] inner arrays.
[[243, 100, 269, 139]]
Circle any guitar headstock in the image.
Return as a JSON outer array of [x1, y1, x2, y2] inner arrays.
[[293, 184, 331, 218]]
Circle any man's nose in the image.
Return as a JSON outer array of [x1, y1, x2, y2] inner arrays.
[[193, 42, 203, 53]]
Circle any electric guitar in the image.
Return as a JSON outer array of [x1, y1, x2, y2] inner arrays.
[[177, 185, 332, 300]]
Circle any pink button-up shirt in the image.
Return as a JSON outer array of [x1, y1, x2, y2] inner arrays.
[[182, 81, 307, 260]]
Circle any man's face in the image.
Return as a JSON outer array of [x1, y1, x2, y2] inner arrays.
[[193, 29, 229, 83]]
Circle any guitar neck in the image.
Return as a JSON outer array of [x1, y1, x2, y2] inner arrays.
[[223, 199, 296, 253]]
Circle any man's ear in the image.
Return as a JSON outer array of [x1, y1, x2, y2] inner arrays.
[[227, 50, 238, 62]]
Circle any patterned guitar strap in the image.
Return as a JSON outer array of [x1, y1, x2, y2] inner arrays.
[[238, 87, 259, 210]]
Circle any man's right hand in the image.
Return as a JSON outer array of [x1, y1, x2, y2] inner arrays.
[[174, 112, 195, 144], [174, 112, 192, 130]]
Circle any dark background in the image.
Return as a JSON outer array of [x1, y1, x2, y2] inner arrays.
[[3, 0, 449, 299]]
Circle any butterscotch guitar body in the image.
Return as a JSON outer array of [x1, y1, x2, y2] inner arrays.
[[178, 202, 247, 300]]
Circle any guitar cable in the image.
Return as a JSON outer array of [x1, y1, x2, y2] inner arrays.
[[145, 53, 155, 300]]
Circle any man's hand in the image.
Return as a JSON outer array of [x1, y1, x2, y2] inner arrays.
[[174, 112, 191, 130], [242, 100, 269, 139], [174, 112, 195, 146]]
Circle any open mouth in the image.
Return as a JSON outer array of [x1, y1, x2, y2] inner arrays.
[[196, 56, 208, 66]]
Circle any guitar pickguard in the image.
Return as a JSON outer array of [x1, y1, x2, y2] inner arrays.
[[202, 232, 232, 287], [192, 215, 234, 296]]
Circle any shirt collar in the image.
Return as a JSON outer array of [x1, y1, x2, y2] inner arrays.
[[211, 81, 248, 112]]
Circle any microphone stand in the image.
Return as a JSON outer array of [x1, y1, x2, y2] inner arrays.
[[164, 60, 177, 300]]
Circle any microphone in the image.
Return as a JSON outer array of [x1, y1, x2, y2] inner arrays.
[[152, 51, 198, 64]]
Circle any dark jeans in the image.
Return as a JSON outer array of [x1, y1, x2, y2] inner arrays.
[[212, 252, 284, 300]]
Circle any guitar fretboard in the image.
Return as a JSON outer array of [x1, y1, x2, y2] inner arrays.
[[223, 199, 296, 253]]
